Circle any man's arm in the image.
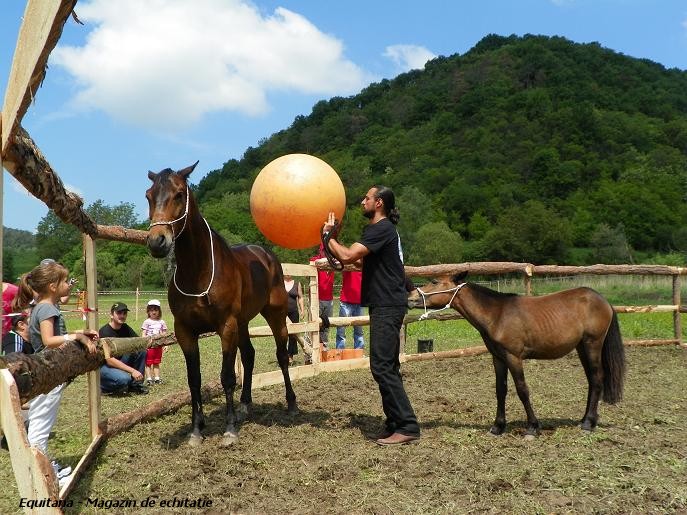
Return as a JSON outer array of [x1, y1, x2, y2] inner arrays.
[[327, 239, 368, 266], [104, 356, 141, 379]]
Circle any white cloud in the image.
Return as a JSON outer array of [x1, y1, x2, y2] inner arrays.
[[383, 44, 436, 73], [52, 0, 371, 131]]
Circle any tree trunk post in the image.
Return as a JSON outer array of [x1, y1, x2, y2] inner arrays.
[[673, 274, 683, 348], [83, 234, 102, 439]]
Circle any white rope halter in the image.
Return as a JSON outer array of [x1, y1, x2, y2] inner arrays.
[[416, 282, 466, 320], [148, 186, 190, 240], [148, 186, 215, 298], [172, 217, 216, 298]]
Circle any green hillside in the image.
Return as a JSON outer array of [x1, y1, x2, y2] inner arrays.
[[2, 227, 37, 280], [195, 34, 687, 266]]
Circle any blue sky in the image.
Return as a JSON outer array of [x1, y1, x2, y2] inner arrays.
[[2, 0, 686, 233]]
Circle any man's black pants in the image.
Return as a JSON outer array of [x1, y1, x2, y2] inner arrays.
[[369, 305, 420, 437]]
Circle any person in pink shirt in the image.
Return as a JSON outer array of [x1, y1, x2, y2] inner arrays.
[[2, 282, 19, 337], [310, 244, 334, 349], [336, 270, 365, 350]]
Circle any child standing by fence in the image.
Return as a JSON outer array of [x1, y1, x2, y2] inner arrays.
[[16, 261, 98, 486], [142, 299, 168, 385]]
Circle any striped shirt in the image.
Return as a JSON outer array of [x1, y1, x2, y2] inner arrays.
[[1, 331, 33, 355]]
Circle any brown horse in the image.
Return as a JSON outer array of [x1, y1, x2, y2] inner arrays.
[[407, 272, 626, 438], [145, 162, 297, 447]]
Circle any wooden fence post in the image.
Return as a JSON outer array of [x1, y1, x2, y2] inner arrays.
[[83, 234, 101, 440], [673, 275, 683, 347], [524, 264, 533, 296], [309, 266, 321, 364]]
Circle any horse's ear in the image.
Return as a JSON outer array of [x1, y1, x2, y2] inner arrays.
[[178, 160, 199, 179], [147, 170, 157, 182], [452, 271, 468, 284]]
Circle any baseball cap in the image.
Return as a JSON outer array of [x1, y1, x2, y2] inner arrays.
[[147, 299, 161, 307], [111, 302, 129, 313]]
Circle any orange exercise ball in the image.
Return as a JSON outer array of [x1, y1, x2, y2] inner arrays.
[[250, 154, 346, 249]]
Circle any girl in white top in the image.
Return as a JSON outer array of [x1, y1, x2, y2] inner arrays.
[[142, 299, 168, 385]]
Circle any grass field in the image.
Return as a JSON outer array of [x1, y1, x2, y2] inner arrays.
[[0, 274, 686, 513]]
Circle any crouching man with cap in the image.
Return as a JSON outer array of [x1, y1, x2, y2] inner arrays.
[[98, 302, 148, 395]]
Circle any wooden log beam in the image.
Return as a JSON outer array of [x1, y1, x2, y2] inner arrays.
[[404, 262, 531, 277], [95, 224, 148, 245], [532, 264, 685, 276], [0, 333, 178, 404], [404, 346, 489, 362], [625, 339, 679, 347], [403, 262, 687, 278], [1, 0, 77, 157], [404, 312, 463, 323], [1, 125, 149, 245], [613, 305, 678, 313], [3, 126, 98, 235], [103, 380, 223, 438]]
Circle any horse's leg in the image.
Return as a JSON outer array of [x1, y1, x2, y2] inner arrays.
[[576, 340, 603, 431], [504, 354, 539, 438], [177, 327, 204, 446], [264, 308, 298, 414], [236, 326, 255, 422], [219, 319, 241, 446], [490, 354, 508, 435]]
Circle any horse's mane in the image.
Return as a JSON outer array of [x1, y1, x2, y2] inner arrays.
[[467, 281, 518, 299]]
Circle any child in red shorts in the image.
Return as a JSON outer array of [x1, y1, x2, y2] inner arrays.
[[142, 299, 168, 385]]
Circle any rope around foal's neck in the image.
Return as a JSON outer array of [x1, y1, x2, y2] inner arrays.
[[416, 283, 466, 320]]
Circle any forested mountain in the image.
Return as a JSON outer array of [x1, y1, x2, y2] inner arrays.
[[195, 34, 687, 266], [11, 34, 687, 288]]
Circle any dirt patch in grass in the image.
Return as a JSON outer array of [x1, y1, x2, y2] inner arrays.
[[2, 346, 686, 514]]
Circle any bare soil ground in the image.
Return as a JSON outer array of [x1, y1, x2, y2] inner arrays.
[[2, 345, 686, 514]]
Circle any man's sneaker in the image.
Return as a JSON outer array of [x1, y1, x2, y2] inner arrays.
[[129, 383, 149, 395], [51, 461, 72, 480], [154, 378, 163, 385], [58, 475, 70, 489], [102, 385, 128, 396], [146, 379, 154, 386]]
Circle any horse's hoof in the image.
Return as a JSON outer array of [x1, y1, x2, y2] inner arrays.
[[579, 421, 595, 432], [236, 403, 252, 423], [220, 431, 239, 447], [523, 433, 537, 441], [187, 434, 203, 447], [287, 403, 299, 416], [488, 426, 504, 436]]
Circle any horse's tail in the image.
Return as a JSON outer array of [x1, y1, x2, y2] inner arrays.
[[602, 311, 626, 404]]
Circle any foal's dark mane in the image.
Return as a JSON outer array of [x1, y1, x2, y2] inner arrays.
[[467, 282, 518, 299]]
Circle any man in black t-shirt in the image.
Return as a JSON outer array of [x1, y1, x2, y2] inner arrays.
[[99, 302, 148, 395], [323, 185, 420, 446]]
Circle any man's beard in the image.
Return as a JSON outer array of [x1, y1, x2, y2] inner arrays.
[[362, 209, 374, 219]]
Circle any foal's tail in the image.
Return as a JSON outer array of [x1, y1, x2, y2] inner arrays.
[[602, 311, 626, 404]]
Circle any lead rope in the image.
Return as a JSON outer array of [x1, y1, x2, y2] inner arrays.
[[416, 283, 465, 320], [173, 217, 215, 298]]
